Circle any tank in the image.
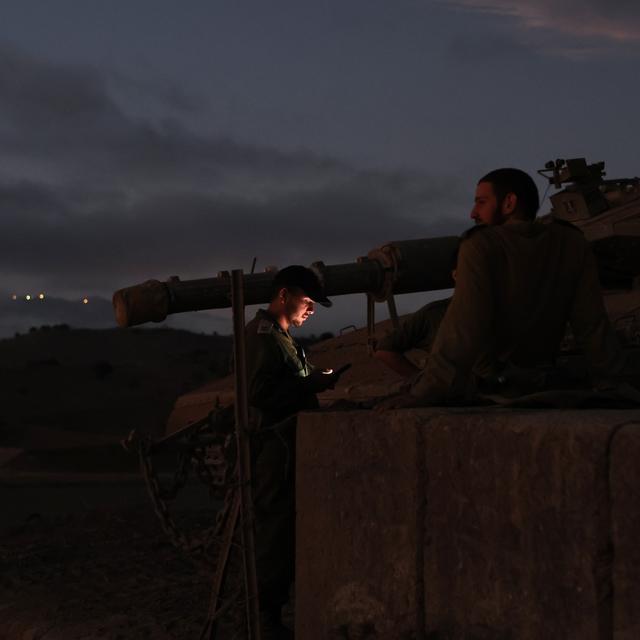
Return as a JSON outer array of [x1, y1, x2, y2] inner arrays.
[[116, 157, 640, 639], [119, 157, 640, 430]]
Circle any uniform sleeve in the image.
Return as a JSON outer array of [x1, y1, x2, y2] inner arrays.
[[569, 242, 625, 379], [376, 302, 443, 353], [246, 333, 315, 415], [410, 234, 493, 402]]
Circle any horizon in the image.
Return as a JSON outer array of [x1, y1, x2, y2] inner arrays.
[[0, 287, 453, 339]]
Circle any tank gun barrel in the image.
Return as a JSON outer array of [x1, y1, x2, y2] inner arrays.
[[112, 236, 459, 328]]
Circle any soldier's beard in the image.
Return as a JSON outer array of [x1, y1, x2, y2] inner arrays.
[[492, 197, 506, 225]]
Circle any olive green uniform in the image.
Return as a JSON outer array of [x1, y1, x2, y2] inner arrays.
[[411, 220, 624, 403], [246, 308, 318, 424], [245, 309, 318, 622], [376, 297, 450, 354]]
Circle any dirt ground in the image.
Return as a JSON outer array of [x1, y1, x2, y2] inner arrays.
[[0, 328, 241, 640], [0, 503, 218, 640], [0, 324, 395, 639]]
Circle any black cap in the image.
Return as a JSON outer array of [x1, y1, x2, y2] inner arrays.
[[272, 265, 332, 307]]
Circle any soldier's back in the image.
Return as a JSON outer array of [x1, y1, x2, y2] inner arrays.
[[464, 220, 589, 367]]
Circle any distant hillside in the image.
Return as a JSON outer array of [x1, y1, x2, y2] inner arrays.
[[0, 292, 234, 338], [0, 294, 115, 338], [0, 326, 234, 454]]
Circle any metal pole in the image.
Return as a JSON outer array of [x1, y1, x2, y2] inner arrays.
[[387, 294, 400, 330], [200, 493, 241, 640], [366, 293, 376, 356], [231, 269, 262, 640]]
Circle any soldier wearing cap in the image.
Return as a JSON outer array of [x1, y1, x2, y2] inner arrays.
[[246, 265, 336, 425], [376, 167, 627, 409], [246, 265, 336, 638]]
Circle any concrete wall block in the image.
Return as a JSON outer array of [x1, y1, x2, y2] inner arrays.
[[296, 411, 421, 639], [419, 409, 632, 640], [609, 421, 640, 640], [297, 408, 640, 640]]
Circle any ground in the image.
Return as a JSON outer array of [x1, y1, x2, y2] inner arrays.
[[0, 504, 216, 640], [0, 327, 235, 640], [0, 323, 397, 639]]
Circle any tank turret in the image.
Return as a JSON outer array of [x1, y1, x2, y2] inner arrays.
[[538, 158, 640, 345], [539, 157, 640, 222]]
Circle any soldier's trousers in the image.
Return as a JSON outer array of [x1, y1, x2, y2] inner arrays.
[[252, 418, 296, 616]]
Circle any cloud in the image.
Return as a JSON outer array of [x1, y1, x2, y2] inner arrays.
[[106, 70, 210, 115], [0, 42, 468, 311], [447, 31, 533, 62], [0, 43, 350, 189], [447, 0, 640, 43], [0, 171, 463, 295]]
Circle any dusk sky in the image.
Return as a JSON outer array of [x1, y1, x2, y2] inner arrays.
[[2, 1, 640, 336]]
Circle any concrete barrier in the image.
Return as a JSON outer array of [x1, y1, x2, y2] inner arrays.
[[296, 408, 640, 639], [610, 422, 640, 639]]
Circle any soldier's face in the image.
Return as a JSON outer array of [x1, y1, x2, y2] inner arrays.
[[471, 181, 502, 225], [284, 289, 315, 327]]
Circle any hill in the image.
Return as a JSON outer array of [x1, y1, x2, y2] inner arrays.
[[0, 326, 233, 472]]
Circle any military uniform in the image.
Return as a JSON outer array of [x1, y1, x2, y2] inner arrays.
[[376, 297, 450, 354], [411, 220, 625, 403], [246, 308, 318, 425], [245, 308, 318, 628]]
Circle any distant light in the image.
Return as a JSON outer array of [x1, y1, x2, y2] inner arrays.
[[38, 293, 45, 300], [25, 294, 32, 301], [11, 294, 17, 301], [82, 297, 89, 305]]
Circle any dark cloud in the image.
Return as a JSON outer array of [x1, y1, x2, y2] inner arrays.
[[0, 46, 118, 127], [106, 70, 211, 114], [0, 42, 468, 308], [0, 43, 349, 188], [0, 172, 464, 294], [447, 32, 533, 62], [448, 0, 640, 44]]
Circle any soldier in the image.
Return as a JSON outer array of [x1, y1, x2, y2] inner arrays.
[[246, 265, 337, 424], [376, 167, 628, 409], [246, 265, 338, 638]]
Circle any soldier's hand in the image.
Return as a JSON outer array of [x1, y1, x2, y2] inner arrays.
[[307, 368, 340, 392]]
